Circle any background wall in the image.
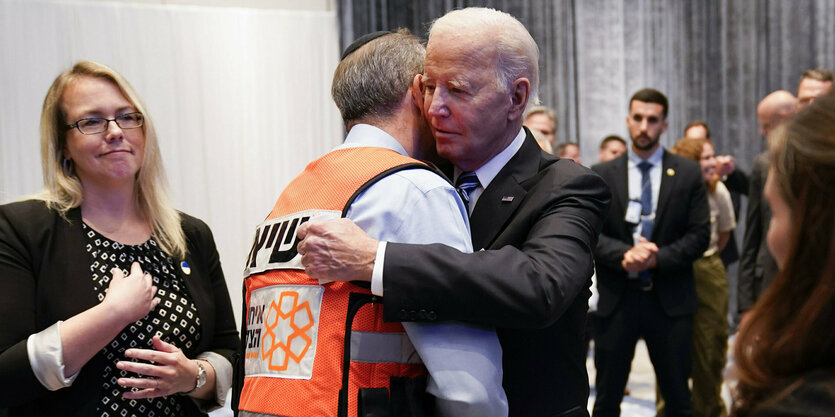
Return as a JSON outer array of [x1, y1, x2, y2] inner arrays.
[[0, 0, 343, 326], [338, 0, 835, 170], [2, 0, 833, 328]]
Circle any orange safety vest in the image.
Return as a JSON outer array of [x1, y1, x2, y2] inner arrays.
[[236, 147, 435, 417]]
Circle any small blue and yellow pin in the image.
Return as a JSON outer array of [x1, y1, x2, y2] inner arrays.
[[180, 261, 191, 275]]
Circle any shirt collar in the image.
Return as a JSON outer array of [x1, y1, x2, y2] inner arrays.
[[340, 124, 409, 156], [455, 127, 526, 188], [627, 144, 664, 166]]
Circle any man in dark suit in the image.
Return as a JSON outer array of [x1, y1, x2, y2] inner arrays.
[[591, 89, 709, 417], [295, 7, 611, 417], [738, 90, 796, 315]]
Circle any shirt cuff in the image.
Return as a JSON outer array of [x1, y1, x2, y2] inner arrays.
[[27, 321, 79, 391], [371, 241, 387, 296], [189, 351, 233, 412]]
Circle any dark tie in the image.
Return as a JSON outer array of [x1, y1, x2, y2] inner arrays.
[[455, 171, 480, 212], [638, 161, 654, 240], [637, 161, 654, 285]]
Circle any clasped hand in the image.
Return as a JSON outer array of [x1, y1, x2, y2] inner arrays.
[[116, 335, 200, 399], [295, 218, 378, 282], [621, 237, 658, 273]]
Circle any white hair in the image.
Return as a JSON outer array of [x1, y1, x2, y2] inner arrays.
[[429, 7, 540, 106]]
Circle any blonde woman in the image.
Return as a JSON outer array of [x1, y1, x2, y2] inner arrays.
[[0, 61, 237, 416]]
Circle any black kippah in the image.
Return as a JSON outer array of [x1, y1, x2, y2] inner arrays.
[[340, 31, 393, 60]]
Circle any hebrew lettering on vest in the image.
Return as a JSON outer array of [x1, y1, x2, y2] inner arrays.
[[269, 217, 304, 264], [244, 209, 341, 277]]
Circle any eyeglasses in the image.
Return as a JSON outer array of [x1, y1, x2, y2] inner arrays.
[[65, 112, 144, 135]]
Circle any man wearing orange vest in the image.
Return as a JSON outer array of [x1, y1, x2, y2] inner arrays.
[[233, 30, 507, 417]]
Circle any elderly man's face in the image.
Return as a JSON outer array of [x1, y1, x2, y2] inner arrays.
[[420, 31, 516, 171]]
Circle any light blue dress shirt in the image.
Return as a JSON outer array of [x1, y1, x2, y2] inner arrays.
[[340, 124, 508, 417]]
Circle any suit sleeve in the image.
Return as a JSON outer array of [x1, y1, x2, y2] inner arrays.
[[655, 169, 711, 272], [0, 203, 54, 406], [184, 217, 239, 411], [738, 157, 766, 313], [594, 235, 633, 271], [188, 218, 239, 361], [381, 169, 611, 328], [590, 164, 632, 270], [723, 169, 750, 196]]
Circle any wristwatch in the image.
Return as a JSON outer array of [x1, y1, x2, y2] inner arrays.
[[182, 360, 207, 395]]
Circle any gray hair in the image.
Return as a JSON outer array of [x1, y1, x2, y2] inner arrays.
[[331, 29, 424, 126], [429, 7, 540, 106]]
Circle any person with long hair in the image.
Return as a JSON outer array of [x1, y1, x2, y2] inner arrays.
[[668, 136, 736, 417], [0, 61, 238, 416], [731, 91, 835, 416]]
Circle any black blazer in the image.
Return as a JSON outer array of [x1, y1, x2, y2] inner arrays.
[[382, 130, 611, 417], [738, 153, 778, 313], [718, 169, 749, 266], [0, 200, 239, 416], [592, 151, 710, 318]]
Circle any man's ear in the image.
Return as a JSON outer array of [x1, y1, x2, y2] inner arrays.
[[508, 77, 530, 121], [411, 74, 425, 112], [411, 74, 423, 101]]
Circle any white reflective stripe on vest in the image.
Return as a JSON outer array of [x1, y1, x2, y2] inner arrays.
[[350, 331, 422, 364]]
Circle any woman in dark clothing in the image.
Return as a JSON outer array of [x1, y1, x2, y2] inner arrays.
[[0, 61, 238, 416]]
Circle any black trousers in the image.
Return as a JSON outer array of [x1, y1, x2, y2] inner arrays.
[[592, 288, 694, 417]]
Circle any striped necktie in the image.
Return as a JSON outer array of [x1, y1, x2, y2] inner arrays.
[[455, 171, 480, 212]]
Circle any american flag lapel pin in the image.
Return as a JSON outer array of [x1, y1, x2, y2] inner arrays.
[[501, 196, 515, 202]]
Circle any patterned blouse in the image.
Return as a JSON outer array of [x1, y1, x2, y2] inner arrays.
[[83, 223, 202, 417]]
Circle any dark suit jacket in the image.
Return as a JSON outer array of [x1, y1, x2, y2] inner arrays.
[[738, 153, 778, 313], [382, 130, 612, 417], [0, 200, 239, 416], [592, 151, 710, 318], [719, 169, 749, 266]]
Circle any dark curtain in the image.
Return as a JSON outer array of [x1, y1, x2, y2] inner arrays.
[[336, 0, 834, 171]]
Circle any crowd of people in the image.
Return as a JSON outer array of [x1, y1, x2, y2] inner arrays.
[[1, 6, 833, 417], [522, 67, 833, 417]]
